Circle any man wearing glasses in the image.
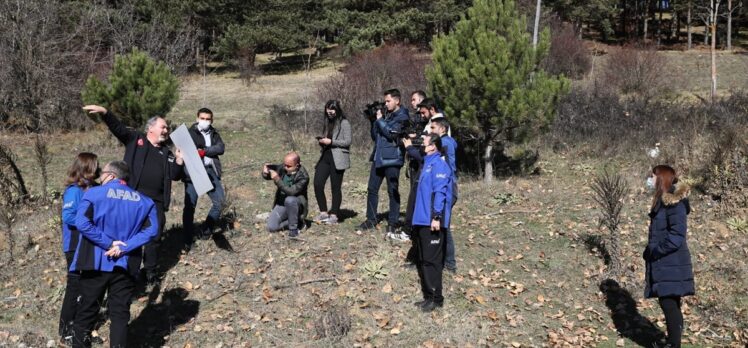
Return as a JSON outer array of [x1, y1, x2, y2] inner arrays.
[[262, 152, 309, 238]]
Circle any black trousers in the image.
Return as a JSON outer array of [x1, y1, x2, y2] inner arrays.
[[72, 269, 135, 348], [143, 200, 165, 276], [314, 150, 345, 216], [659, 296, 683, 347], [404, 179, 419, 263], [416, 226, 445, 304], [59, 251, 80, 337]]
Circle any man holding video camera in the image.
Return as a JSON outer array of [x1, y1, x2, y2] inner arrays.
[[357, 89, 410, 234]]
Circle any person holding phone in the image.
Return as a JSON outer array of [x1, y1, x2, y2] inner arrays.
[[313, 100, 351, 225]]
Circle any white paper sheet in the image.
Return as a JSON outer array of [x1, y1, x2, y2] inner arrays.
[[170, 124, 213, 196]]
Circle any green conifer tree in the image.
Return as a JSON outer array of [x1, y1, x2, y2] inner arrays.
[[81, 48, 179, 127], [426, 0, 569, 182]]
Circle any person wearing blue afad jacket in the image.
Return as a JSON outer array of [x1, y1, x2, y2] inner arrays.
[[643, 165, 694, 348], [358, 88, 410, 234], [411, 133, 454, 312], [429, 118, 459, 272], [58, 153, 99, 343], [70, 161, 158, 348]]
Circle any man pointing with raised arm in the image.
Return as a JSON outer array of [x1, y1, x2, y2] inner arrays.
[[83, 105, 183, 287]]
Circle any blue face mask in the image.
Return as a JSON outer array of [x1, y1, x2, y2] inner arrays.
[[646, 176, 656, 191]]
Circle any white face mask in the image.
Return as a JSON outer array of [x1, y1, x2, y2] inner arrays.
[[197, 120, 211, 131], [646, 176, 656, 191]]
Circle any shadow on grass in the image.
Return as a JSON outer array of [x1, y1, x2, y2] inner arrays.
[[337, 208, 358, 223], [599, 279, 664, 347], [211, 232, 234, 252], [128, 287, 199, 347]]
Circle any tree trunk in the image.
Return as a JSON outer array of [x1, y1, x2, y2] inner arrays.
[[657, 3, 663, 45], [687, 2, 692, 49], [643, 0, 650, 40], [483, 143, 494, 184], [727, 0, 733, 50], [533, 0, 542, 48], [711, 0, 719, 101]]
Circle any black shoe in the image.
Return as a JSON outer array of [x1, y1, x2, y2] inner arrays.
[[445, 265, 457, 273], [288, 229, 300, 238], [420, 300, 443, 312], [59, 335, 73, 347], [356, 220, 376, 231], [146, 271, 160, 286], [413, 299, 428, 307]]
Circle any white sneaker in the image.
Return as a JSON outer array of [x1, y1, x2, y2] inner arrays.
[[388, 231, 410, 242], [313, 212, 329, 223]]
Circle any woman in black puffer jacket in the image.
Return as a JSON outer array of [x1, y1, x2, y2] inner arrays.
[[643, 165, 694, 348]]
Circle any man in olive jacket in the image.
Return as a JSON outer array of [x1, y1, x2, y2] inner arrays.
[[82, 105, 184, 285], [262, 152, 309, 238]]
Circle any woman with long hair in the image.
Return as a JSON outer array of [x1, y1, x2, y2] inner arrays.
[[643, 165, 694, 348], [59, 152, 99, 343], [312, 100, 351, 225]]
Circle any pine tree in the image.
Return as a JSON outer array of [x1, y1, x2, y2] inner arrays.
[[81, 48, 179, 128], [426, 0, 569, 182]]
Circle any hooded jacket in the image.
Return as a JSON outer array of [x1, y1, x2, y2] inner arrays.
[[369, 107, 409, 168], [643, 182, 695, 298], [71, 179, 159, 277], [412, 152, 454, 228], [101, 111, 184, 210]]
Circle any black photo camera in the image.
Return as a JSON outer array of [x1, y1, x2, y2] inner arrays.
[[363, 101, 387, 121], [265, 164, 280, 172]]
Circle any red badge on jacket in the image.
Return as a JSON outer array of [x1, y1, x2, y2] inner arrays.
[[137, 138, 144, 146]]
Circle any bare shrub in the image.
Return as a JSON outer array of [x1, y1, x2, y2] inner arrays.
[[591, 169, 629, 279], [601, 46, 668, 98], [0, 0, 101, 131], [543, 19, 592, 79], [698, 128, 748, 215], [0, 144, 27, 259], [314, 305, 351, 340], [34, 134, 52, 202], [97, 0, 199, 75], [317, 44, 429, 148]]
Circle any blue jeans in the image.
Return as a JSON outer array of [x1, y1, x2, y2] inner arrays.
[[183, 167, 224, 243], [365, 163, 401, 226]]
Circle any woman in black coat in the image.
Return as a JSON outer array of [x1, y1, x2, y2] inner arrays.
[[643, 165, 694, 348]]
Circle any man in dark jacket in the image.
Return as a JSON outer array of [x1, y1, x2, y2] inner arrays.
[[358, 88, 409, 234], [71, 161, 159, 348], [82, 105, 184, 285], [263, 152, 309, 238], [183, 108, 225, 249]]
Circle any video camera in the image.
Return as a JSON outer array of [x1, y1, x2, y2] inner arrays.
[[363, 101, 387, 121], [390, 116, 427, 146]]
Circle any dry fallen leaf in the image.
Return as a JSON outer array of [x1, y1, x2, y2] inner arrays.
[[382, 282, 392, 293]]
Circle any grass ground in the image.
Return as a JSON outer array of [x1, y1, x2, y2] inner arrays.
[[0, 58, 746, 347]]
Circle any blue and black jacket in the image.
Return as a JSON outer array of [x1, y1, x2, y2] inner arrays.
[[369, 107, 409, 168], [412, 153, 454, 228], [440, 135, 458, 175], [61, 184, 85, 253], [71, 180, 159, 277]]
